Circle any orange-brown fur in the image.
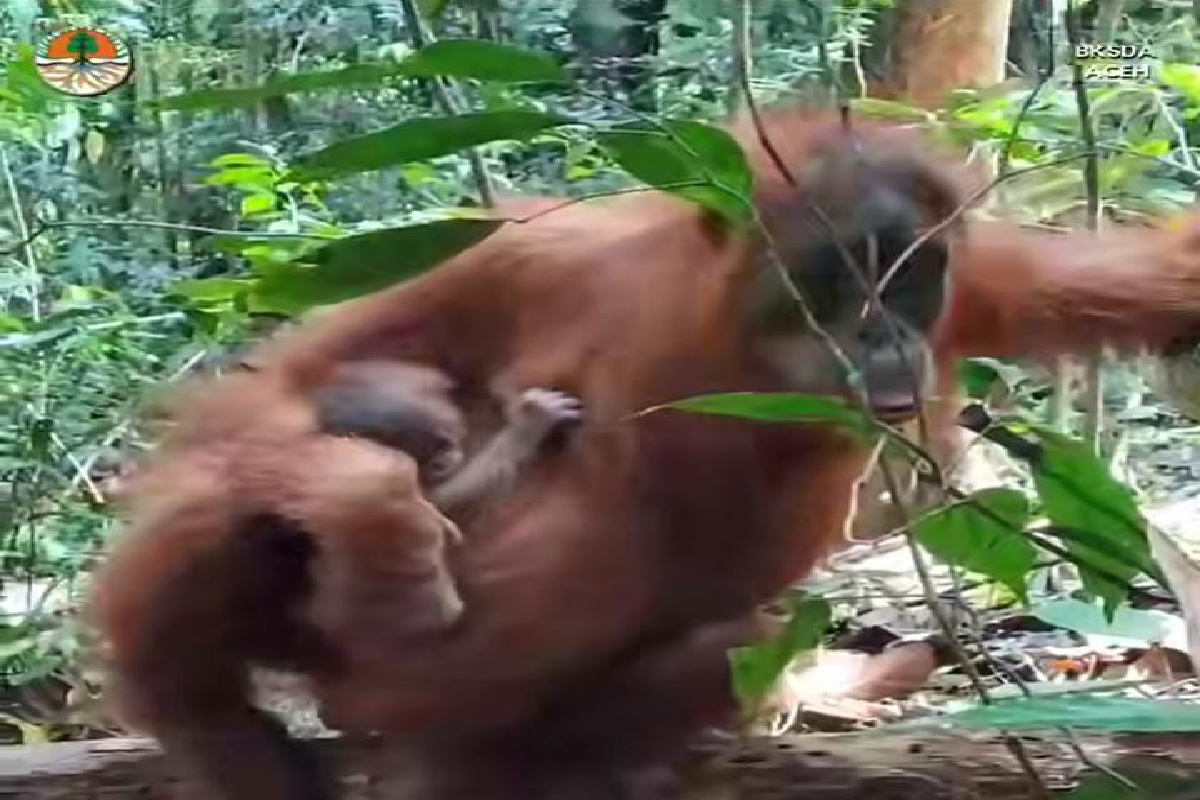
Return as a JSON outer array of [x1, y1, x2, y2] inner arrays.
[[89, 110, 1200, 799]]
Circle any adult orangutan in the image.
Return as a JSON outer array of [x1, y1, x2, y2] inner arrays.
[[89, 108, 1200, 800]]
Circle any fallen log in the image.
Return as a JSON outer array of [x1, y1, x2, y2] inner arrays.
[[1, 729, 1198, 799]]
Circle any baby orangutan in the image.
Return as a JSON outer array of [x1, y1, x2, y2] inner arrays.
[[302, 360, 583, 648]]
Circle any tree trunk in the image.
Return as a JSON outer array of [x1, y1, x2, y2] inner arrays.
[[872, 0, 1015, 109], [1008, 0, 1053, 79]]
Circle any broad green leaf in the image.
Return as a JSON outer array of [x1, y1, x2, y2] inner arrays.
[[153, 63, 414, 111], [729, 597, 830, 711], [295, 111, 567, 179], [250, 219, 502, 314], [240, 194, 277, 217], [406, 40, 567, 84], [1033, 599, 1187, 651], [941, 695, 1200, 733], [204, 166, 275, 189], [990, 423, 1156, 616], [211, 153, 272, 169], [0, 314, 26, 333], [1033, 526, 1154, 596], [154, 41, 564, 112], [4, 48, 58, 111], [913, 488, 1035, 601], [651, 392, 876, 438], [597, 120, 753, 224], [1030, 427, 1156, 606], [958, 357, 1023, 401], [1129, 138, 1171, 158]]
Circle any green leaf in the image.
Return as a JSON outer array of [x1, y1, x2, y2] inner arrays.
[[729, 597, 830, 712], [153, 63, 415, 111], [171, 278, 252, 304], [990, 423, 1156, 616], [4, 48, 58, 111], [1062, 763, 1193, 800], [913, 488, 1036, 601], [204, 166, 275, 189], [597, 120, 753, 224], [240, 194, 277, 217], [211, 153, 272, 169], [652, 392, 876, 438], [406, 40, 567, 84], [848, 97, 936, 123], [1031, 526, 1147, 599], [0, 314, 26, 333], [941, 696, 1200, 733], [295, 111, 567, 179], [153, 41, 564, 112], [1161, 63, 1200, 108], [250, 219, 503, 314], [958, 357, 1023, 401]]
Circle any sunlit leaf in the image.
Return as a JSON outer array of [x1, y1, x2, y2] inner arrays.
[[295, 111, 567, 179], [203, 166, 275, 189], [210, 153, 272, 169], [240, 194, 277, 217], [1161, 63, 1200, 108], [914, 488, 1035, 601]]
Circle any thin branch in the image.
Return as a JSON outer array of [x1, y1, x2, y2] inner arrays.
[[397, 0, 496, 208], [877, 455, 1052, 800], [1, 147, 40, 321], [727, 0, 752, 117], [1065, 0, 1106, 455]]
